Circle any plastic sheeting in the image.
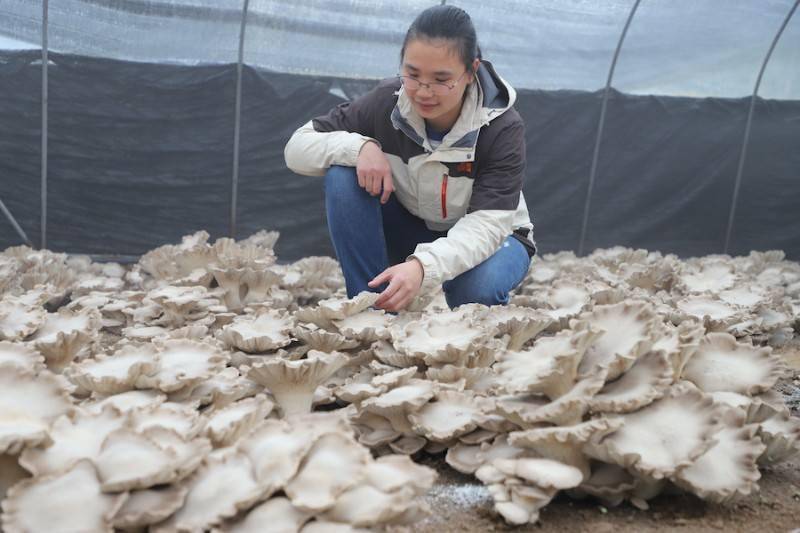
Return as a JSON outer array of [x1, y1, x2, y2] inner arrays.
[[0, 52, 798, 260], [0, 0, 798, 98]]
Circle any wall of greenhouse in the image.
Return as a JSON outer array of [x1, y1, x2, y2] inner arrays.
[[0, 1, 798, 261]]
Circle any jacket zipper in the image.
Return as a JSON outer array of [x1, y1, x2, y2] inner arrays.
[[441, 173, 448, 219]]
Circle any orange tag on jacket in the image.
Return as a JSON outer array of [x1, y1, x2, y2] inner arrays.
[[456, 162, 473, 174]]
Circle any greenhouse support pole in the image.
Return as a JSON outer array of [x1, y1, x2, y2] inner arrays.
[[724, 0, 799, 255], [41, 0, 49, 249], [230, 0, 250, 239], [578, 0, 641, 256], [0, 198, 32, 245]]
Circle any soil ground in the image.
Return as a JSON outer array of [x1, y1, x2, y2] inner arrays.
[[407, 342, 800, 533]]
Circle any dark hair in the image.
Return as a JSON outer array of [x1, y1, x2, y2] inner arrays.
[[400, 5, 482, 73]]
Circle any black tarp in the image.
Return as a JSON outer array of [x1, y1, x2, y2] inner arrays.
[[1, 51, 798, 261]]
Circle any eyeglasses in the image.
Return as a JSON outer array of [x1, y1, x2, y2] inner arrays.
[[397, 70, 469, 96]]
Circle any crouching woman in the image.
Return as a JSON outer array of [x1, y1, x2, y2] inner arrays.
[[284, 5, 536, 312]]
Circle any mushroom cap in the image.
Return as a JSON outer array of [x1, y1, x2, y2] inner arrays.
[[585, 384, 723, 479], [333, 308, 393, 342], [0, 298, 45, 341], [217, 496, 312, 533], [112, 485, 188, 530], [316, 291, 380, 320], [151, 450, 262, 533], [393, 315, 492, 366], [95, 427, 180, 491], [0, 366, 74, 455], [575, 301, 658, 381], [68, 344, 159, 395], [673, 407, 765, 502], [0, 341, 45, 371], [681, 333, 784, 395], [590, 351, 674, 413], [408, 390, 486, 442], [292, 325, 360, 352], [1, 460, 126, 533], [217, 310, 295, 353], [246, 350, 349, 417], [203, 394, 274, 447], [141, 338, 228, 393], [284, 432, 371, 512]]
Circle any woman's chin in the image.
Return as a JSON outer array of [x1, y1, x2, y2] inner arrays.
[[415, 103, 438, 115]]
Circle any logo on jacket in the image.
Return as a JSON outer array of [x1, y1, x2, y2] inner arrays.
[[456, 162, 473, 175]]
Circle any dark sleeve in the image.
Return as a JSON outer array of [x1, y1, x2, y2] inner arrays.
[[311, 83, 391, 138], [468, 119, 526, 213]]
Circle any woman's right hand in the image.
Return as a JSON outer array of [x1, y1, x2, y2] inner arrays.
[[356, 141, 394, 204]]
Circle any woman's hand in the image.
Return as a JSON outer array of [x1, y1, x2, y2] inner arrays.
[[357, 141, 394, 204], [369, 259, 424, 312]]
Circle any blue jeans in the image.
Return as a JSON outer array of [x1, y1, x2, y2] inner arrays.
[[324, 165, 531, 309]]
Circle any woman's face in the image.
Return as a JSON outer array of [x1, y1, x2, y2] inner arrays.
[[401, 38, 478, 131]]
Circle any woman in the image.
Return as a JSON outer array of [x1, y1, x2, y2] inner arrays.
[[284, 5, 536, 312]]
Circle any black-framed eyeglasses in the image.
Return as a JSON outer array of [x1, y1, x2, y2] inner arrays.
[[397, 70, 469, 96]]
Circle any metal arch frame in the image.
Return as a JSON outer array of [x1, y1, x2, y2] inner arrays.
[[0, 198, 31, 245], [577, 0, 642, 256], [724, 0, 799, 255], [230, 0, 250, 239], [41, 0, 49, 249]]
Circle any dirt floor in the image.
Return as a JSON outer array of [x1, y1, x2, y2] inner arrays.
[[407, 343, 800, 533]]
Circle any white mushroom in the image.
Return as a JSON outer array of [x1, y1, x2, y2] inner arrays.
[[140, 339, 228, 393], [0, 366, 73, 455], [204, 394, 274, 447], [29, 307, 101, 371], [284, 431, 371, 512], [1, 460, 126, 533], [575, 301, 658, 381], [217, 310, 295, 353], [246, 350, 348, 416], [393, 315, 492, 367], [0, 297, 45, 341], [360, 379, 436, 435], [673, 407, 764, 502], [292, 326, 360, 352], [95, 427, 180, 491], [0, 341, 45, 371], [68, 343, 159, 394], [590, 351, 674, 413], [151, 450, 262, 533], [112, 485, 189, 530], [681, 333, 784, 395], [333, 308, 393, 342], [481, 305, 553, 350], [585, 384, 723, 479], [217, 496, 312, 533], [408, 390, 486, 442]]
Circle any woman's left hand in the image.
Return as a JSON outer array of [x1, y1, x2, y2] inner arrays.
[[369, 259, 424, 312]]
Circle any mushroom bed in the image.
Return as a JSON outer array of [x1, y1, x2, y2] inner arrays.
[[1, 232, 799, 532]]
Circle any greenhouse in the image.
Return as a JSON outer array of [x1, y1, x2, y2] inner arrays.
[[0, 1, 798, 532]]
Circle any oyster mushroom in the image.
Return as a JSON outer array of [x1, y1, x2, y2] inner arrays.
[[333, 308, 393, 342], [476, 457, 583, 525], [482, 305, 553, 350], [360, 379, 436, 435], [67, 344, 159, 395], [393, 315, 492, 367], [495, 324, 599, 398], [1, 460, 126, 533], [247, 350, 348, 416], [19, 404, 128, 476], [292, 326, 360, 352], [585, 384, 723, 479], [757, 409, 800, 464], [678, 261, 737, 293], [0, 298, 45, 340], [29, 307, 101, 371], [130, 401, 205, 440], [673, 407, 764, 502], [140, 339, 228, 393], [217, 310, 295, 353], [95, 427, 181, 491], [681, 333, 785, 395], [0, 341, 45, 371], [284, 431, 371, 512], [0, 454, 30, 502], [408, 390, 487, 442], [590, 351, 674, 413], [673, 297, 744, 332], [151, 450, 262, 533], [204, 394, 274, 447], [112, 485, 189, 530], [576, 301, 658, 381], [0, 366, 73, 455], [216, 497, 312, 533]]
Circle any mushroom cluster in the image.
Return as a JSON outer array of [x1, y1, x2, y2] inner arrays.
[[1, 236, 798, 530]]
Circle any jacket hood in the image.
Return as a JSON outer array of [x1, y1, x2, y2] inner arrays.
[[392, 59, 517, 156]]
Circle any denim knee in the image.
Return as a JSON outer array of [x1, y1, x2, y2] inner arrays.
[[324, 165, 359, 198], [443, 273, 510, 308]]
